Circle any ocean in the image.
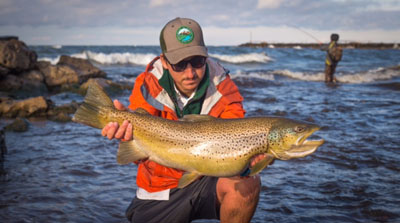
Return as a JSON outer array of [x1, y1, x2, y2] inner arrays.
[[1, 45, 400, 222]]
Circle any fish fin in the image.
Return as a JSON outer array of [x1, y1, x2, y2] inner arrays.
[[249, 154, 275, 176], [72, 81, 114, 129], [179, 114, 217, 122], [117, 140, 148, 165], [133, 108, 150, 115], [178, 172, 201, 188]]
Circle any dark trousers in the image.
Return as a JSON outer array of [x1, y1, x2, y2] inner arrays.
[[126, 176, 219, 223], [325, 63, 337, 82]]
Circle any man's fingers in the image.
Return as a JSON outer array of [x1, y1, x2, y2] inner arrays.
[[101, 123, 111, 137], [115, 120, 129, 139], [114, 99, 126, 111], [250, 154, 268, 167], [124, 123, 133, 141], [106, 122, 119, 140]]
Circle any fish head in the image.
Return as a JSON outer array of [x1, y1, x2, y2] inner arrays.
[[267, 118, 324, 160]]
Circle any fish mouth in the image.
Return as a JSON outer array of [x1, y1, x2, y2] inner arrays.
[[281, 127, 325, 160], [283, 138, 325, 159]]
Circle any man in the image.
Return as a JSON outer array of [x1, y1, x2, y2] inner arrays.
[[324, 33, 342, 83], [101, 17, 267, 223]]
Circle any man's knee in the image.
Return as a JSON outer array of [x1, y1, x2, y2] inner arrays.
[[217, 176, 261, 203]]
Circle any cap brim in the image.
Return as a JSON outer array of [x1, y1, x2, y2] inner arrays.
[[164, 46, 208, 64]]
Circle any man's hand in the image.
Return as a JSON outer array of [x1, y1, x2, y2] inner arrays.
[[249, 154, 270, 167], [239, 154, 274, 177], [101, 100, 133, 141]]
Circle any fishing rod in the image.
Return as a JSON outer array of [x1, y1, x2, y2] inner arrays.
[[290, 25, 323, 45]]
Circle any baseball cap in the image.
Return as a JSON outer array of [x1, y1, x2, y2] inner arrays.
[[160, 17, 208, 64]]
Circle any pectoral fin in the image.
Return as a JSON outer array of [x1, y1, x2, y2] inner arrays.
[[117, 140, 148, 165], [178, 172, 201, 188], [249, 154, 275, 176]]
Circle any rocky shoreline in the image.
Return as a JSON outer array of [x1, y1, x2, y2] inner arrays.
[[0, 36, 130, 132], [239, 42, 399, 49]]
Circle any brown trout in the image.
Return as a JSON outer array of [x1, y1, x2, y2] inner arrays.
[[72, 82, 325, 188]]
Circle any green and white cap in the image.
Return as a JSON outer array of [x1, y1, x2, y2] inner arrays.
[[160, 17, 208, 64]]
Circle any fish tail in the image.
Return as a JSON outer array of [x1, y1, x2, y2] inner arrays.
[[72, 82, 114, 129]]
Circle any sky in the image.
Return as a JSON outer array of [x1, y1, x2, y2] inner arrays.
[[1, 0, 400, 45]]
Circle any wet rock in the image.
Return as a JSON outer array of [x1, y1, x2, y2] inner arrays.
[[4, 117, 29, 132], [0, 38, 108, 98], [47, 101, 79, 122], [37, 61, 79, 88], [0, 70, 48, 96], [0, 75, 23, 92], [0, 36, 18, 41], [57, 55, 106, 82], [0, 38, 37, 71], [79, 78, 131, 95], [0, 96, 49, 118], [0, 66, 9, 79]]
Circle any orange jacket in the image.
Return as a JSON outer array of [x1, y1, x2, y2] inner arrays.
[[128, 56, 245, 192]]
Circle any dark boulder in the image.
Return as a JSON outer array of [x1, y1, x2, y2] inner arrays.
[[4, 117, 29, 132], [0, 38, 37, 71], [0, 70, 48, 96]]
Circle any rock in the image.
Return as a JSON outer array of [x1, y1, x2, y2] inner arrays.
[[0, 36, 18, 41], [57, 55, 106, 82], [49, 112, 71, 122], [4, 117, 29, 132], [0, 66, 9, 79], [0, 96, 49, 118], [0, 75, 23, 92], [0, 38, 37, 71], [79, 78, 131, 95], [0, 70, 48, 96], [37, 61, 79, 88], [47, 101, 79, 122]]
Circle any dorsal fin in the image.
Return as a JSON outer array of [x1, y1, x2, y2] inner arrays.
[[179, 114, 217, 122]]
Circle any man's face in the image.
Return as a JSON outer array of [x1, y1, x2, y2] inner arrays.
[[161, 55, 206, 97]]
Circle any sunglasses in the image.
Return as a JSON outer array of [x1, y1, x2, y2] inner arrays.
[[167, 56, 207, 72]]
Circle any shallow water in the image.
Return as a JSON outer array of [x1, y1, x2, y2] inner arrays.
[[1, 45, 400, 222]]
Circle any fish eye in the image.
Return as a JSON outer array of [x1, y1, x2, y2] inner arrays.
[[294, 126, 306, 133]]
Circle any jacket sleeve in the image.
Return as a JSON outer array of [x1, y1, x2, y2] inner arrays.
[[214, 74, 246, 119], [219, 101, 245, 119], [128, 72, 160, 116]]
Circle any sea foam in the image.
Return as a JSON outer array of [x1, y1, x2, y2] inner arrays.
[[209, 52, 273, 64], [38, 51, 158, 66]]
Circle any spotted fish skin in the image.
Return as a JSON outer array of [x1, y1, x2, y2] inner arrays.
[[73, 82, 324, 188]]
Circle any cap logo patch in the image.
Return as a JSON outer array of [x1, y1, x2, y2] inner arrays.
[[176, 26, 194, 44]]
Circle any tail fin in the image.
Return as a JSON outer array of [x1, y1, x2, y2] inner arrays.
[[72, 81, 114, 129]]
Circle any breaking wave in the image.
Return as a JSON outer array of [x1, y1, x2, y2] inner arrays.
[[38, 51, 158, 66], [231, 67, 400, 84], [39, 51, 273, 66], [209, 52, 273, 64]]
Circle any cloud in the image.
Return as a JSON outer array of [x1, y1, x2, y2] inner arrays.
[[257, 0, 284, 9], [0, 0, 399, 44], [149, 0, 178, 7]]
